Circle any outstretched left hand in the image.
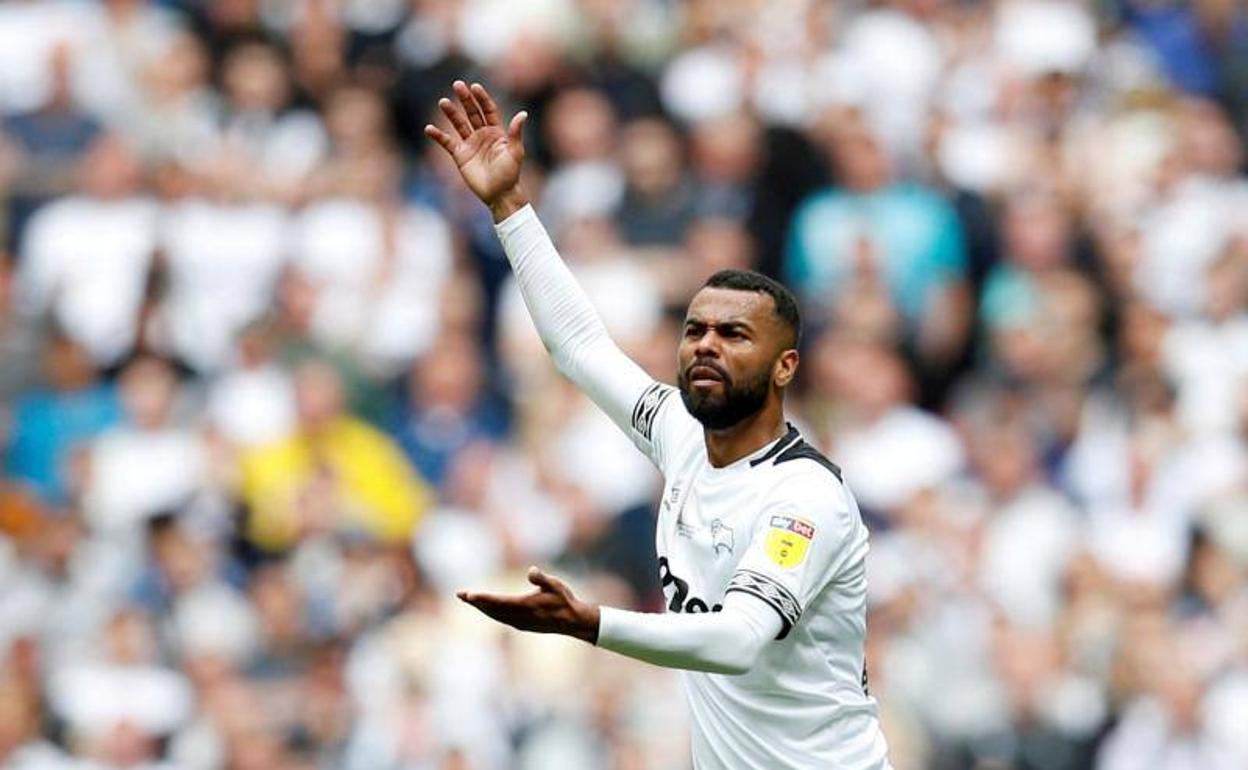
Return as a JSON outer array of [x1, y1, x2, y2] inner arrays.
[[458, 566, 601, 644]]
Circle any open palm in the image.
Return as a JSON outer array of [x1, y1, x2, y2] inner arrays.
[[425, 81, 528, 206]]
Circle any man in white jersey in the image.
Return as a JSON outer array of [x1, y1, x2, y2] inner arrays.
[[426, 81, 892, 770]]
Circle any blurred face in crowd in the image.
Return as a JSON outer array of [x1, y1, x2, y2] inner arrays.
[[294, 361, 346, 431], [325, 86, 390, 156], [829, 119, 891, 193], [1177, 98, 1241, 178], [685, 218, 754, 278], [1003, 191, 1072, 270], [1119, 302, 1169, 370], [223, 43, 289, 113], [545, 88, 617, 163], [276, 268, 318, 332], [828, 340, 910, 419], [691, 112, 760, 184], [145, 33, 209, 100], [677, 287, 796, 430], [236, 323, 275, 369], [336, 148, 402, 200], [620, 118, 685, 197], [79, 135, 142, 199], [249, 565, 304, 647], [119, 357, 178, 430], [43, 334, 97, 392], [103, 608, 158, 665], [410, 334, 483, 414], [151, 519, 211, 594], [972, 427, 1037, 501]]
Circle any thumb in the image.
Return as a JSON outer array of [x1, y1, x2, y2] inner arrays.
[[508, 111, 528, 146], [528, 566, 570, 598]]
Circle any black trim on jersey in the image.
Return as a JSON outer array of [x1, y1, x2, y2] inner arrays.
[[748, 423, 801, 467], [631, 383, 674, 441], [725, 569, 802, 640], [773, 439, 843, 481]]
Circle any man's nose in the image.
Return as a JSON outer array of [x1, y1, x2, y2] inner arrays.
[[694, 330, 721, 357]]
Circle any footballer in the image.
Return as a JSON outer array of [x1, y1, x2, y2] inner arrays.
[[427, 80, 892, 770]]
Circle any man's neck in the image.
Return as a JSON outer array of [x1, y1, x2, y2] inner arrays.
[[702, 405, 788, 468]]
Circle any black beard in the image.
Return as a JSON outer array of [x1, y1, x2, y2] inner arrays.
[[678, 362, 771, 430]]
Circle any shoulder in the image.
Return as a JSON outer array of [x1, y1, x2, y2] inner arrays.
[[331, 417, 405, 453], [753, 430, 851, 516], [25, 197, 82, 233], [632, 382, 702, 464], [752, 427, 843, 485], [748, 435, 866, 574], [630, 382, 679, 439]]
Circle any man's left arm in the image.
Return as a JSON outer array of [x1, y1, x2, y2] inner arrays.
[[460, 484, 858, 673], [720, 485, 863, 640], [459, 567, 782, 675]]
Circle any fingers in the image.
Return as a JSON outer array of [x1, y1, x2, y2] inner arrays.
[[527, 566, 572, 599], [471, 82, 502, 126], [458, 590, 525, 606], [453, 80, 486, 130], [459, 593, 519, 626], [424, 124, 458, 155], [438, 97, 473, 140], [508, 111, 528, 145]]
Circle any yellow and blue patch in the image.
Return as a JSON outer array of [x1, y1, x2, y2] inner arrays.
[[764, 515, 816, 568]]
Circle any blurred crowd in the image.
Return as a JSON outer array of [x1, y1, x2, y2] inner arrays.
[[1, 0, 1248, 768]]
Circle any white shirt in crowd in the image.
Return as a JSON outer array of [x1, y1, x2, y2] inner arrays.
[[291, 199, 453, 375], [84, 427, 207, 532], [161, 200, 291, 371], [19, 196, 160, 364]]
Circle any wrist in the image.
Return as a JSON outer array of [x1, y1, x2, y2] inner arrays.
[[488, 186, 530, 223], [577, 602, 601, 645]]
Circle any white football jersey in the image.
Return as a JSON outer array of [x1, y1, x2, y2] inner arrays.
[[626, 382, 892, 770]]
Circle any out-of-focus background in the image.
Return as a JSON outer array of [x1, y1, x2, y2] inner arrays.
[[1, 0, 1247, 768]]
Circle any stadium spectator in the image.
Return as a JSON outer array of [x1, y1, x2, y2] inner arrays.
[[239, 360, 430, 552], [786, 110, 971, 369], [17, 134, 157, 366], [82, 356, 207, 533], [4, 331, 121, 504]]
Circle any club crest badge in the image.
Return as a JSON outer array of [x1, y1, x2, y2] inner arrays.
[[710, 519, 734, 555]]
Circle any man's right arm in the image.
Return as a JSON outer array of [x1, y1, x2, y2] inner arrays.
[[426, 81, 683, 466], [493, 202, 677, 457]]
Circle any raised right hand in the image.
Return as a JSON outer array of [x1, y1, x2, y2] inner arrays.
[[425, 80, 529, 220]]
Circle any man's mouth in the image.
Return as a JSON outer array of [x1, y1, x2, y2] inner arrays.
[[688, 364, 726, 385]]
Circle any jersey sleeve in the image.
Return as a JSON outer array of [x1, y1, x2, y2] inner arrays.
[[725, 480, 867, 640], [494, 205, 698, 472], [624, 382, 699, 473]]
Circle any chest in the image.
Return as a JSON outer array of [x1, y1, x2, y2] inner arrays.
[[654, 465, 773, 612]]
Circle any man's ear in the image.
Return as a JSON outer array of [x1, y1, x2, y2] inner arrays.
[[773, 349, 799, 388]]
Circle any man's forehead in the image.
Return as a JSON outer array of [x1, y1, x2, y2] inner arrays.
[[685, 286, 776, 325]]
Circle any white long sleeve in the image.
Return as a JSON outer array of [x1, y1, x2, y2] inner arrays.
[[596, 592, 784, 675], [494, 204, 656, 432]]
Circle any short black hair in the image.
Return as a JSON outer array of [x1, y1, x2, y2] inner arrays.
[[701, 269, 801, 348]]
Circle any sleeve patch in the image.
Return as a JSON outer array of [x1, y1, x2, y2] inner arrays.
[[631, 383, 673, 441], [765, 515, 815, 568]]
